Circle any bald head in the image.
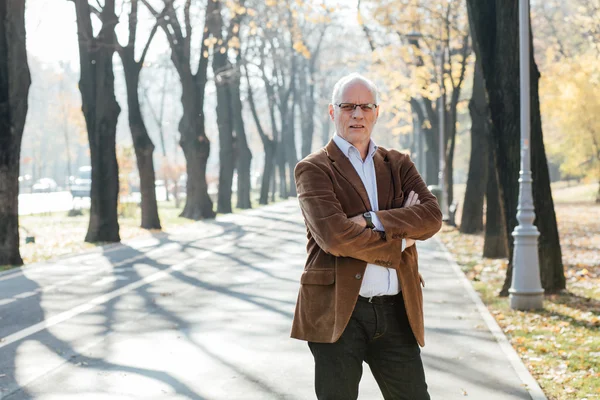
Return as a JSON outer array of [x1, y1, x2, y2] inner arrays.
[[331, 73, 379, 105]]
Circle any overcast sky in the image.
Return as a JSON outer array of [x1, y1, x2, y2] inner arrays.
[[26, 1, 80, 67]]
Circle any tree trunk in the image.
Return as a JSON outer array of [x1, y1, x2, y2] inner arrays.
[[177, 69, 214, 220], [276, 141, 287, 199], [445, 34, 470, 210], [467, 0, 565, 294], [121, 50, 161, 230], [321, 114, 330, 147], [460, 61, 487, 234], [244, 63, 272, 206], [446, 105, 457, 208], [214, 64, 235, 214], [412, 98, 439, 185], [179, 126, 214, 220], [285, 96, 298, 197], [260, 141, 275, 205], [231, 68, 252, 209], [75, 0, 121, 243], [425, 140, 438, 186], [299, 61, 314, 158], [484, 139, 508, 258], [270, 160, 276, 202], [0, 0, 30, 266]]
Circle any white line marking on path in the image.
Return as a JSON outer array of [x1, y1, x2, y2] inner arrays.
[[0, 237, 247, 351], [13, 292, 36, 299]]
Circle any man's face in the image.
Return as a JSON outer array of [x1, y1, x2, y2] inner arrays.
[[329, 80, 379, 148]]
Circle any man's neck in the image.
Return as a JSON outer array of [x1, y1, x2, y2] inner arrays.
[[334, 133, 371, 161]]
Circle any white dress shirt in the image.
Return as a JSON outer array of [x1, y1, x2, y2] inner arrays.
[[332, 133, 406, 297]]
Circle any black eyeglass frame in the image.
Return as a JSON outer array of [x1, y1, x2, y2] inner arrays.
[[335, 103, 379, 112]]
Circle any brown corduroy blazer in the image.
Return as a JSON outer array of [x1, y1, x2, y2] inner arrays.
[[291, 139, 443, 347]]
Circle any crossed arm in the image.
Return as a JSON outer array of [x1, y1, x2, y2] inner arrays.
[[373, 156, 443, 241], [294, 157, 441, 268], [349, 190, 422, 250]]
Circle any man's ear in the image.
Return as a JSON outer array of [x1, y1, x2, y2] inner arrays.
[[328, 104, 334, 120]]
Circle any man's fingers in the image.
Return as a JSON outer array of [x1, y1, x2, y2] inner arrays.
[[403, 191, 411, 207], [402, 191, 422, 208], [404, 191, 416, 207]]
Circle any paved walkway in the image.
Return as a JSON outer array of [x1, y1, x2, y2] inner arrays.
[[0, 200, 546, 399]]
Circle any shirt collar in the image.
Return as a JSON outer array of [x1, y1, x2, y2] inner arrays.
[[332, 132, 378, 160]]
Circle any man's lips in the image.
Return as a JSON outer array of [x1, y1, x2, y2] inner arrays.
[[349, 125, 365, 128]]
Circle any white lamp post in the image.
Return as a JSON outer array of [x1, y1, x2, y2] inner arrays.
[[438, 48, 449, 220], [509, 0, 544, 310]]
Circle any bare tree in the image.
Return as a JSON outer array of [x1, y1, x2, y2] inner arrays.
[[208, 0, 253, 212], [142, 0, 216, 220], [297, 17, 329, 159], [117, 0, 162, 229], [0, 0, 31, 266], [73, 0, 122, 242], [244, 60, 275, 205]]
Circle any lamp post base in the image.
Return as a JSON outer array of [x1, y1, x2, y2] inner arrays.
[[509, 289, 544, 310]]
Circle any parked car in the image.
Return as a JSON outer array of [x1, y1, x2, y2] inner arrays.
[[18, 175, 33, 193], [32, 178, 58, 193], [70, 166, 92, 198]]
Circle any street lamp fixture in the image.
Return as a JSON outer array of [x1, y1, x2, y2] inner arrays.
[[509, 0, 544, 310]]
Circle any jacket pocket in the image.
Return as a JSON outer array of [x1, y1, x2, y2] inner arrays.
[[300, 268, 335, 285]]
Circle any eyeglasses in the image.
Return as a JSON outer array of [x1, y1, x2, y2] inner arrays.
[[336, 103, 378, 112]]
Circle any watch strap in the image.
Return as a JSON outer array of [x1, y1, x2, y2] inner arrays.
[[363, 211, 375, 229]]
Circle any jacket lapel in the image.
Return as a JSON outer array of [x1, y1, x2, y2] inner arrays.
[[325, 139, 372, 211], [374, 149, 392, 211]]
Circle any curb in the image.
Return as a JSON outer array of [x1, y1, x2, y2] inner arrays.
[[434, 237, 548, 400]]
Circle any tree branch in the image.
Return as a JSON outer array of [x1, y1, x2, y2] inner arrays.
[[139, 23, 160, 66], [184, 0, 192, 61], [89, 4, 102, 18], [128, 0, 138, 48]]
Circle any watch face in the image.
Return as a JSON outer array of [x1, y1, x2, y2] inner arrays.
[[363, 212, 374, 228]]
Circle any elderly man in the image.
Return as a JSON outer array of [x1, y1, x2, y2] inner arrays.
[[292, 73, 443, 400]]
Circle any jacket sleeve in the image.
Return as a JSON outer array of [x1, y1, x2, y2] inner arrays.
[[295, 159, 403, 269], [374, 154, 443, 241]]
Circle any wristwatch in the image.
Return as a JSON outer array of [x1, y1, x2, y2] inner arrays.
[[363, 211, 375, 229]]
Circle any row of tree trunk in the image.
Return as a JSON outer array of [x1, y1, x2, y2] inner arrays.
[[462, 0, 565, 294]]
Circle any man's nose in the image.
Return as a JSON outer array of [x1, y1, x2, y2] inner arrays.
[[352, 107, 365, 118]]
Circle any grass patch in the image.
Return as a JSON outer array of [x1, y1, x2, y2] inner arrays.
[[438, 202, 600, 400]]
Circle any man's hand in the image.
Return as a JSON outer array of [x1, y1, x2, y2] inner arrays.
[[403, 191, 420, 248], [403, 190, 421, 208], [349, 191, 422, 237]]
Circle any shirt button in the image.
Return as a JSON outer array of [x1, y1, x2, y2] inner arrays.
[[355, 273, 362, 280]]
